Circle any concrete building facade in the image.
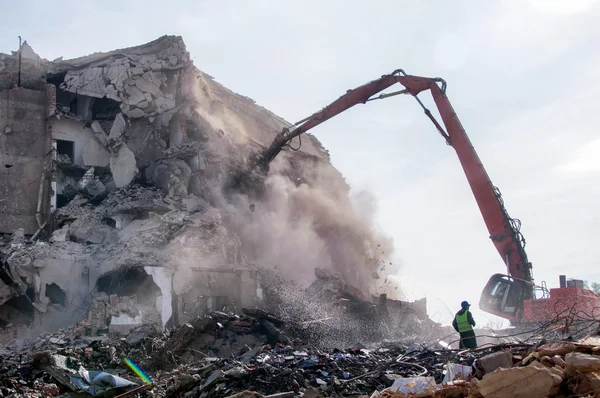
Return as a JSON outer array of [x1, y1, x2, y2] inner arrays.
[[0, 87, 53, 234]]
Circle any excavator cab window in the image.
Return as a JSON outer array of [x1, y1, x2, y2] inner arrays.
[[479, 274, 526, 316]]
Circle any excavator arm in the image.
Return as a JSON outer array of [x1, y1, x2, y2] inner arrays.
[[254, 69, 534, 305], [259, 71, 442, 165]]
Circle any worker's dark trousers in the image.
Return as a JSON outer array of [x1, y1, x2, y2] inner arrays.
[[459, 330, 477, 349]]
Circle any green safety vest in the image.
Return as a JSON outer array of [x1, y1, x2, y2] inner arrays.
[[455, 311, 473, 333]]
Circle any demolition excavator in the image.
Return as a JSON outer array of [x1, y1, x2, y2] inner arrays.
[[232, 69, 600, 325]]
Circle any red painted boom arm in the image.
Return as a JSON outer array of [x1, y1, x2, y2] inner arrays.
[[258, 70, 533, 289]]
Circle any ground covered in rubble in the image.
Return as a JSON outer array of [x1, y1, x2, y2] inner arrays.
[[5, 33, 600, 398], [2, 305, 600, 397]]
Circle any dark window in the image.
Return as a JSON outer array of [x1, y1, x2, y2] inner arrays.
[[45, 283, 67, 306], [56, 139, 75, 163], [92, 97, 121, 121]]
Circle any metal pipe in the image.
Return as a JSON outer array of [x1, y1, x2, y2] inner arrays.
[[35, 171, 45, 228], [559, 275, 567, 289], [18, 36, 22, 87], [30, 220, 47, 241]]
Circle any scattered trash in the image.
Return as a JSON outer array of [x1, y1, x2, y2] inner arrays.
[[70, 368, 137, 396], [442, 362, 472, 383], [389, 376, 438, 395]]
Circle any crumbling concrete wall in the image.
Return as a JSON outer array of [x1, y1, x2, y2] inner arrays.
[[56, 36, 184, 120], [53, 118, 109, 167], [0, 87, 51, 234], [0, 42, 50, 91], [0, 35, 395, 341], [185, 268, 260, 312], [88, 294, 161, 335]]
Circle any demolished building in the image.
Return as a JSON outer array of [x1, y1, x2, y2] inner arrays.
[[0, 36, 395, 341]]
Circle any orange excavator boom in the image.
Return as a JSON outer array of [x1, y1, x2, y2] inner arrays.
[[257, 69, 533, 293]]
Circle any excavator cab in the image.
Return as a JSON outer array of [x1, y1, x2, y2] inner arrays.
[[479, 274, 530, 320]]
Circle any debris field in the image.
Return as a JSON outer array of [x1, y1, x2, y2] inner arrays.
[[2, 35, 600, 398], [2, 299, 600, 397]]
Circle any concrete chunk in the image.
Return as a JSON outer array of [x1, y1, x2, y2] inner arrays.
[[106, 64, 128, 91], [126, 108, 146, 118], [50, 225, 70, 243], [82, 139, 110, 167], [90, 121, 109, 147], [126, 324, 157, 345], [135, 73, 161, 96], [105, 84, 120, 101], [478, 366, 554, 398], [538, 342, 578, 357], [109, 113, 126, 140], [70, 221, 118, 245], [479, 350, 513, 374], [62, 68, 106, 98], [77, 168, 106, 197], [146, 159, 191, 190], [565, 352, 600, 375], [110, 144, 137, 188], [125, 86, 147, 106]]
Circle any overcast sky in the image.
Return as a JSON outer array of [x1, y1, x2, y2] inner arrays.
[[3, 0, 600, 328]]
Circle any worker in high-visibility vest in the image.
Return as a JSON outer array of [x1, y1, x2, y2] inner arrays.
[[452, 301, 477, 349]]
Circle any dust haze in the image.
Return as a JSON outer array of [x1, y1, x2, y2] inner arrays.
[[221, 153, 397, 295]]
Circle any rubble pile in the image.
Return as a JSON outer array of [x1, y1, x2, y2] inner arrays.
[[5, 33, 600, 398], [2, 307, 600, 397], [258, 268, 440, 349]]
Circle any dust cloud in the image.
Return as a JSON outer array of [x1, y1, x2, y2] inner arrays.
[[182, 71, 399, 296], [222, 155, 396, 295]]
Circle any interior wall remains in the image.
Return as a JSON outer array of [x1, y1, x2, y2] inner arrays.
[[179, 268, 260, 321], [52, 118, 108, 167], [0, 87, 51, 234]]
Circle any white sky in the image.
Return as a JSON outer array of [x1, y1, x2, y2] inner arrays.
[[3, 0, 600, 328]]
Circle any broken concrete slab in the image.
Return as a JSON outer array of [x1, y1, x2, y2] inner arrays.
[[62, 67, 106, 98], [77, 168, 107, 197], [125, 85, 147, 107], [104, 84, 120, 101], [125, 107, 146, 119], [565, 351, 600, 375], [478, 366, 555, 398], [108, 313, 143, 335], [146, 158, 191, 190], [529, 360, 564, 380], [90, 121, 109, 148], [109, 113, 126, 140], [134, 74, 161, 96], [82, 139, 111, 167], [106, 64, 128, 92], [538, 342, 578, 357], [110, 144, 137, 188], [70, 219, 118, 245], [479, 350, 513, 374], [50, 225, 70, 243]]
